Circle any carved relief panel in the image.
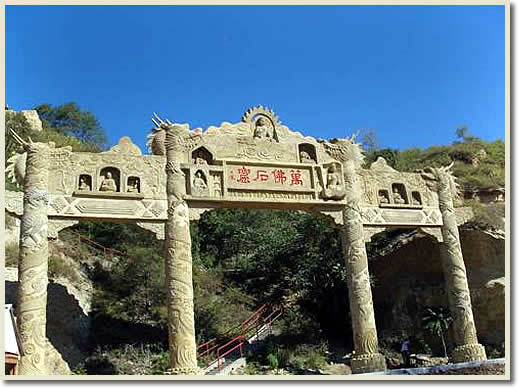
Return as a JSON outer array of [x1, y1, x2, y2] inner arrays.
[[40, 138, 169, 222], [358, 157, 442, 227], [49, 151, 166, 200], [6, 108, 446, 230]]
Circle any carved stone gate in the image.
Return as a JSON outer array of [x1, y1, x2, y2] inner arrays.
[[5, 106, 487, 375]]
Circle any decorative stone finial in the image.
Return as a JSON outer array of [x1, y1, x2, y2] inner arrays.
[[370, 156, 397, 172], [106, 136, 142, 155]]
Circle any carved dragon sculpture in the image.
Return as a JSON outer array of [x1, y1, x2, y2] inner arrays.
[[419, 162, 461, 202]]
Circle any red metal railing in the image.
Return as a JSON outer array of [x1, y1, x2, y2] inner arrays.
[[197, 338, 219, 360], [216, 335, 245, 369], [66, 229, 124, 257], [198, 304, 284, 370], [259, 305, 284, 336], [241, 304, 267, 332]]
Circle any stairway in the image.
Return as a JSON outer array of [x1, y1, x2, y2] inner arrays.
[[198, 304, 284, 375]]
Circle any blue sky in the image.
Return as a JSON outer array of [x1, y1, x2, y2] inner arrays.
[[6, 5, 505, 153]]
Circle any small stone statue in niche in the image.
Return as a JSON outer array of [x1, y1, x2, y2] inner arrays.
[[78, 177, 91, 191], [378, 190, 389, 204], [99, 172, 117, 192], [127, 178, 140, 193], [127, 182, 139, 193], [193, 171, 207, 189], [300, 151, 314, 164], [195, 157, 208, 165], [320, 164, 345, 200], [326, 164, 341, 190], [192, 170, 209, 196], [412, 192, 422, 205], [212, 176, 222, 196], [393, 187, 406, 204], [253, 117, 272, 140]]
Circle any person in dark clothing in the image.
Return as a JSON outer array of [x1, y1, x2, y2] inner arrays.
[[401, 339, 410, 367]]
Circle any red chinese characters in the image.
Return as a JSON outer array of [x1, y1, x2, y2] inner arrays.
[[290, 169, 303, 186], [231, 166, 305, 188], [253, 170, 269, 182], [272, 169, 287, 185], [237, 167, 251, 184]]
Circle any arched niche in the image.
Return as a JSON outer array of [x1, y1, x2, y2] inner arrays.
[[127, 176, 141, 193], [191, 169, 209, 196], [391, 183, 409, 205], [192, 146, 214, 165], [411, 191, 422, 206], [252, 115, 279, 142], [99, 167, 121, 192], [78, 174, 92, 192], [298, 143, 317, 164], [378, 189, 390, 205]]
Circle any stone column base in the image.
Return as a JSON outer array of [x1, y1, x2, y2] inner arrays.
[[165, 367, 204, 375], [452, 343, 487, 363], [351, 353, 386, 374]]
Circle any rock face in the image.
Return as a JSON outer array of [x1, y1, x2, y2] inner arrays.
[[6, 108, 43, 132], [461, 229, 505, 346], [5, 263, 92, 374], [370, 227, 505, 349], [21, 110, 43, 132]]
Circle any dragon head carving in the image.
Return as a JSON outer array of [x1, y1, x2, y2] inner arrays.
[[318, 135, 365, 169], [419, 162, 461, 201]]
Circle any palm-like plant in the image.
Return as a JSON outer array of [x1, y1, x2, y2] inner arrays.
[[422, 307, 453, 359]]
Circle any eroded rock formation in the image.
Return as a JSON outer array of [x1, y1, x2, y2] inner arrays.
[[370, 227, 505, 349]]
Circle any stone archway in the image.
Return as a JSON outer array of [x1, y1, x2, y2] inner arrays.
[[5, 106, 486, 375]]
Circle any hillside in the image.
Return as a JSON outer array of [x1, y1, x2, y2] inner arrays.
[[363, 135, 504, 190]]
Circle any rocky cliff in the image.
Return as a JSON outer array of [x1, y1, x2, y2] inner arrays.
[[5, 258, 92, 374], [370, 225, 505, 350]]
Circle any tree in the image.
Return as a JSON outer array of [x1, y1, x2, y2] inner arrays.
[[35, 103, 107, 151], [455, 125, 480, 143], [359, 129, 379, 153], [193, 208, 351, 341], [422, 307, 453, 358]]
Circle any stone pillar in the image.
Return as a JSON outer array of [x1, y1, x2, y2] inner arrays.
[[16, 143, 51, 375], [341, 160, 386, 374], [426, 166, 486, 363], [164, 124, 200, 375]]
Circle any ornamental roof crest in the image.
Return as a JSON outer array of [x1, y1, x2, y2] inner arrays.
[[241, 105, 281, 142]]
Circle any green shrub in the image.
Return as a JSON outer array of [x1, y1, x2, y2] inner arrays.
[[71, 363, 88, 375], [151, 351, 170, 374], [412, 335, 433, 355], [305, 352, 327, 370], [464, 200, 505, 230], [485, 344, 504, 359], [266, 353, 279, 369], [48, 254, 80, 283], [81, 344, 169, 375], [241, 362, 259, 375], [283, 343, 328, 370]]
